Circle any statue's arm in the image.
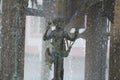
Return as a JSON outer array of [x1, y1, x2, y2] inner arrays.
[[43, 22, 53, 41], [64, 30, 78, 41], [43, 29, 53, 41], [43, 28, 49, 40]]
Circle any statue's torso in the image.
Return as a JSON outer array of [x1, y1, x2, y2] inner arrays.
[[51, 30, 65, 51]]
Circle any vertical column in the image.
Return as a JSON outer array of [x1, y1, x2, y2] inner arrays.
[[85, 3, 108, 80], [56, 0, 65, 16], [56, 0, 72, 23], [0, 6, 2, 79], [1, 0, 28, 80], [0, 0, 2, 77], [109, 0, 120, 80]]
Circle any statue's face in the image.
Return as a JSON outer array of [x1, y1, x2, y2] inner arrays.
[[53, 18, 65, 30], [57, 21, 63, 26], [55, 22, 64, 30]]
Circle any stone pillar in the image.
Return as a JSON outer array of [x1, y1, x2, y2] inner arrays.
[[109, 0, 120, 80], [0, 10, 2, 79], [85, 3, 108, 80], [1, 0, 28, 80]]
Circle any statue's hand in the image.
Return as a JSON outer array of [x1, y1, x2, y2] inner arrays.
[[64, 46, 72, 57], [48, 22, 52, 25], [46, 22, 52, 30]]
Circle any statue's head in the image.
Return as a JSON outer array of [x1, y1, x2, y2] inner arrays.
[[52, 17, 65, 30]]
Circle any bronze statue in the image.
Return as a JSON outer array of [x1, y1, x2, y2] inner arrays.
[[43, 18, 78, 80]]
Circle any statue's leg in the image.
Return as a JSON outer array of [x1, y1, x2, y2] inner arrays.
[[53, 52, 64, 80], [54, 55, 59, 80], [55, 57, 64, 80], [45, 48, 53, 69], [58, 58, 64, 80], [63, 50, 69, 57]]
